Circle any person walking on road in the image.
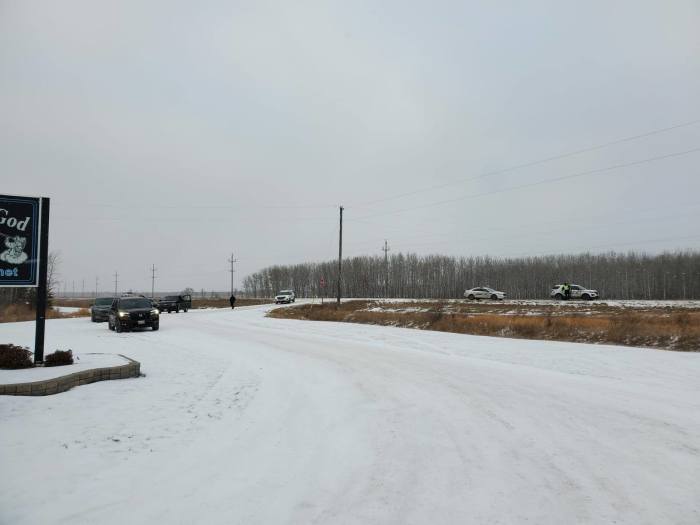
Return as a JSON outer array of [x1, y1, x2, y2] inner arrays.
[[229, 294, 236, 310]]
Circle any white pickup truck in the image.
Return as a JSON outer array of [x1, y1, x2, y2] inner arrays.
[[274, 290, 296, 304]]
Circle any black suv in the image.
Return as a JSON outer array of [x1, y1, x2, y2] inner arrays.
[[91, 297, 116, 322], [108, 296, 160, 332]]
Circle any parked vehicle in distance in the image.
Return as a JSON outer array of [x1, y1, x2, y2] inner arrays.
[[551, 284, 599, 301], [464, 287, 506, 300], [90, 297, 116, 322], [158, 294, 192, 313], [108, 296, 160, 332], [275, 290, 296, 304]]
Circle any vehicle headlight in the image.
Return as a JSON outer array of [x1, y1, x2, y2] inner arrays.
[[118, 311, 128, 317], [151, 309, 159, 315]]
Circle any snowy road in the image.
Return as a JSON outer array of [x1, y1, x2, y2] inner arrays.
[[1, 305, 699, 524]]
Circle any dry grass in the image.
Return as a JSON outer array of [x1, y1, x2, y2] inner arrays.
[[0, 304, 90, 323], [1, 297, 272, 324], [1, 297, 271, 324], [269, 301, 700, 352]]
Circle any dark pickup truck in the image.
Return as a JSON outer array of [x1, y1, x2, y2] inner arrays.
[[157, 294, 192, 313]]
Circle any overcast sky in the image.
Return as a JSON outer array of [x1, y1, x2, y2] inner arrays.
[[1, 0, 699, 294]]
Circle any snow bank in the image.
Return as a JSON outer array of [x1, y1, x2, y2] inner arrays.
[[52, 306, 83, 313], [0, 353, 128, 385]]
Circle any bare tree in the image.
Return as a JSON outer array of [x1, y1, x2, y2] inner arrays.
[[243, 250, 700, 300], [46, 251, 60, 302], [0, 250, 61, 308]]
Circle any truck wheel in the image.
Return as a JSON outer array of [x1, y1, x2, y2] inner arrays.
[[467, 294, 475, 300], [554, 293, 563, 300], [152, 323, 159, 331], [491, 294, 498, 300], [115, 322, 123, 333], [91, 314, 96, 322], [176, 307, 180, 313], [582, 294, 591, 301], [184, 307, 188, 313]]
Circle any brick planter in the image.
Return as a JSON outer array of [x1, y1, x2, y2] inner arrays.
[[0, 355, 140, 396]]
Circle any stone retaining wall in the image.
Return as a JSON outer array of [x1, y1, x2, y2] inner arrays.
[[0, 355, 140, 396]]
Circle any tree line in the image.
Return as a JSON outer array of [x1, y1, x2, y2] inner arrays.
[[242, 250, 700, 300]]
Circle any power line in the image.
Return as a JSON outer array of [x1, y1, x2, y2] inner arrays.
[[52, 214, 336, 224], [57, 202, 339, 211], [491, 233, 700, 260], [348, 201, 700, 252], [351, 118, 700, 208], [341, 234, 700, 269], [342, 205, 700, 260], [352, 146, 700, 221]]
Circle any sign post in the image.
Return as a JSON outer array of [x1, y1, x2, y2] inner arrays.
[[34, 198, 50, 363], [0, 194, 49, 363], [320, 276, 326, 305]]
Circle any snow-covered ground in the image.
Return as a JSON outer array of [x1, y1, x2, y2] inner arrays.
[[52, 306, 83, 313], [348, 298, 700, 309], [0, 353, 128, 384], [1, 305, 699, 524]]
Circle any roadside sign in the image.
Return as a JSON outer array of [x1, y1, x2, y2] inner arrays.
[[0, 193, 50, 363], [0, 194, 42, 287]]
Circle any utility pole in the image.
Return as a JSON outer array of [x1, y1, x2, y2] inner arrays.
[[72, 280, 75, 298], [382, 239, 390, 299], [114, 271, 119, 296], [151, 264, 157, 298], [337, 206, 343, 305], [228, 253, 238, 296], [95, 276, 99, 298], [81, 279, 85, 298]]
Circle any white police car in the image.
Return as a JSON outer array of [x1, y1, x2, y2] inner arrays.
[[551, 284, 599, 300], [464, 287, 506, 300]]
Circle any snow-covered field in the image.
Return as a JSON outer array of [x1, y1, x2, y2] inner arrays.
[[1, 305, 699, 524], [52, 306, 84, 313], [350, 298, 700, 309]]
